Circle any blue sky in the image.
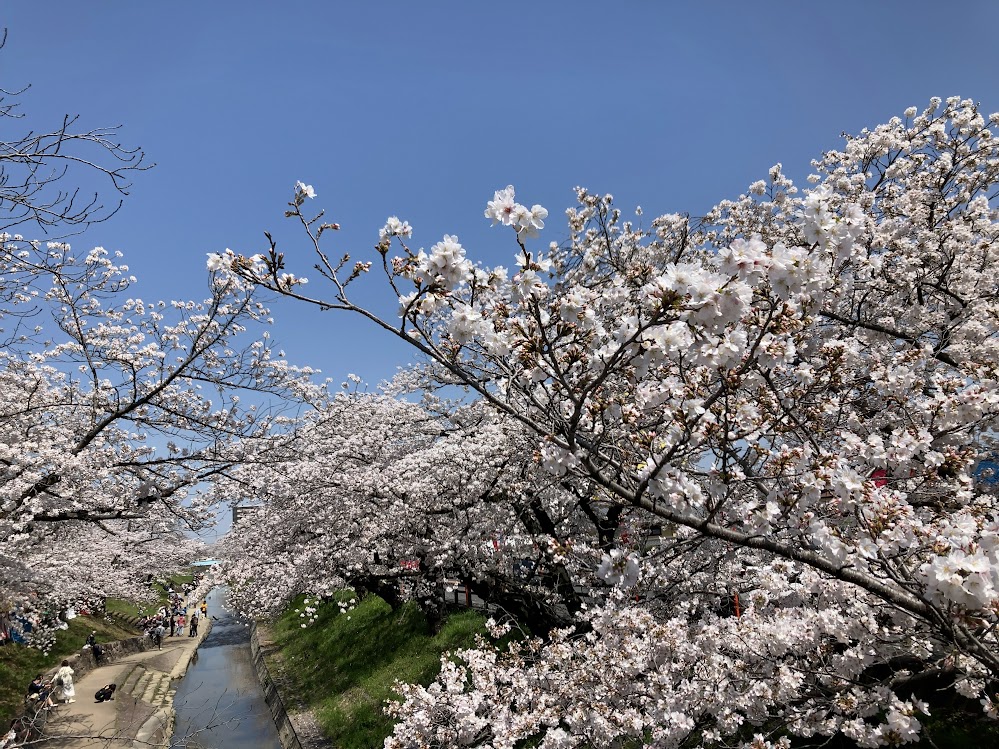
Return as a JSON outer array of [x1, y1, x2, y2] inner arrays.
[[3, 2, 998, 386]]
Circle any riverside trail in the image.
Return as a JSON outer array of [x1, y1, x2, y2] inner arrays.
[[35, 602, 210, 748]]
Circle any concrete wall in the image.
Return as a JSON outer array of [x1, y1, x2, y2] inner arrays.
[[52, 629, 154, 685], [250, 623, 332, 749]]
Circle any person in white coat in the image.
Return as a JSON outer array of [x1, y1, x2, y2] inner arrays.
[[55, 660, 75, 704]]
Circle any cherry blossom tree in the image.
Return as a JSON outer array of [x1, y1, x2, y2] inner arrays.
[[222, 97, 999, 747], [0, 51, 326, 637], [215, 388, 606, 634], [0, 238, 321, 637]]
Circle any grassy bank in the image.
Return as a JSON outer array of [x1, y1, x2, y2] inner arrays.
[[105, 572, 196, 619], [0, 614, 137, 727], [269, 594, 487, 748], [266, 595, 997, 749]]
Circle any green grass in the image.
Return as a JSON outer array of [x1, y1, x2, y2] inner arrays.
[[0, 614, 137, 727], [271, 594, 487, 749], [105, 572, 196, 618], [104, 597, 152, 619], [268, 596, 999, 749]]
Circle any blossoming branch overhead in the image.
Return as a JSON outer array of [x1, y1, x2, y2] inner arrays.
[[206, 98, 999, 747]]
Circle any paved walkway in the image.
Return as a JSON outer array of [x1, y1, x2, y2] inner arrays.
[[36, 606, 211, 748]]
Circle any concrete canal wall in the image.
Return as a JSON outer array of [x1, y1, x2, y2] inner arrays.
[[250, 621, 331, 749]]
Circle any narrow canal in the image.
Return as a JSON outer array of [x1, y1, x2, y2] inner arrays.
[[170, 587, 281, 749]]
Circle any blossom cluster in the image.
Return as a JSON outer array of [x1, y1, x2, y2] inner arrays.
[[223, 98, 999, 748], [484, 185, 549, 239]]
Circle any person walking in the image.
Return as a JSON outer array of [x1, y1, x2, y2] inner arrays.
[[176, 613, 185, 637], [55, 660, 75, 704], [200, 601, 207, 618], [169, 614, 176, 638], [153, 622, 165, 649], [188, 612, 199, 637]]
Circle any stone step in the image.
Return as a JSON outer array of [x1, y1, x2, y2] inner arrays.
[[122, 666, 164, 702], [155, 680, 175, 707], [132, 670, 152, 697], [120, 665, 143, 695], [142, 672, 166, 704]]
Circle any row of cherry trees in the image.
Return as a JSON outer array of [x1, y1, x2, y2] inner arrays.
[[215, 97, 999, 748], [0, 68, 320, 644]]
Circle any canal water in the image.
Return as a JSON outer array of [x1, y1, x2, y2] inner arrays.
[[170, 587, 281, 749]]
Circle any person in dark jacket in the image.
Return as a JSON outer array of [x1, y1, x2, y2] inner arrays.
[[85, 631, 105, 664], [26, 675, 55, 709]]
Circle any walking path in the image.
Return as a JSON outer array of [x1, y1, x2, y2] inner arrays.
[[37, 606, 211, 748]]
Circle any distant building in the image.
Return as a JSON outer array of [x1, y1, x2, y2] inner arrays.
[[231, 504, 261, 526]]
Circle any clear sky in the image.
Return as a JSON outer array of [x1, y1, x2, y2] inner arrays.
[[3, 2, 997, 386]]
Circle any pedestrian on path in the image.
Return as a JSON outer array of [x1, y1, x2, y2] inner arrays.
[[169, 613, 176, 637], [189, 612, 199, 637], [153, 622, 165, 649], [176, 613, 185, 637], [55, 659, 76, 703], [200, 601, 207, 617]]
